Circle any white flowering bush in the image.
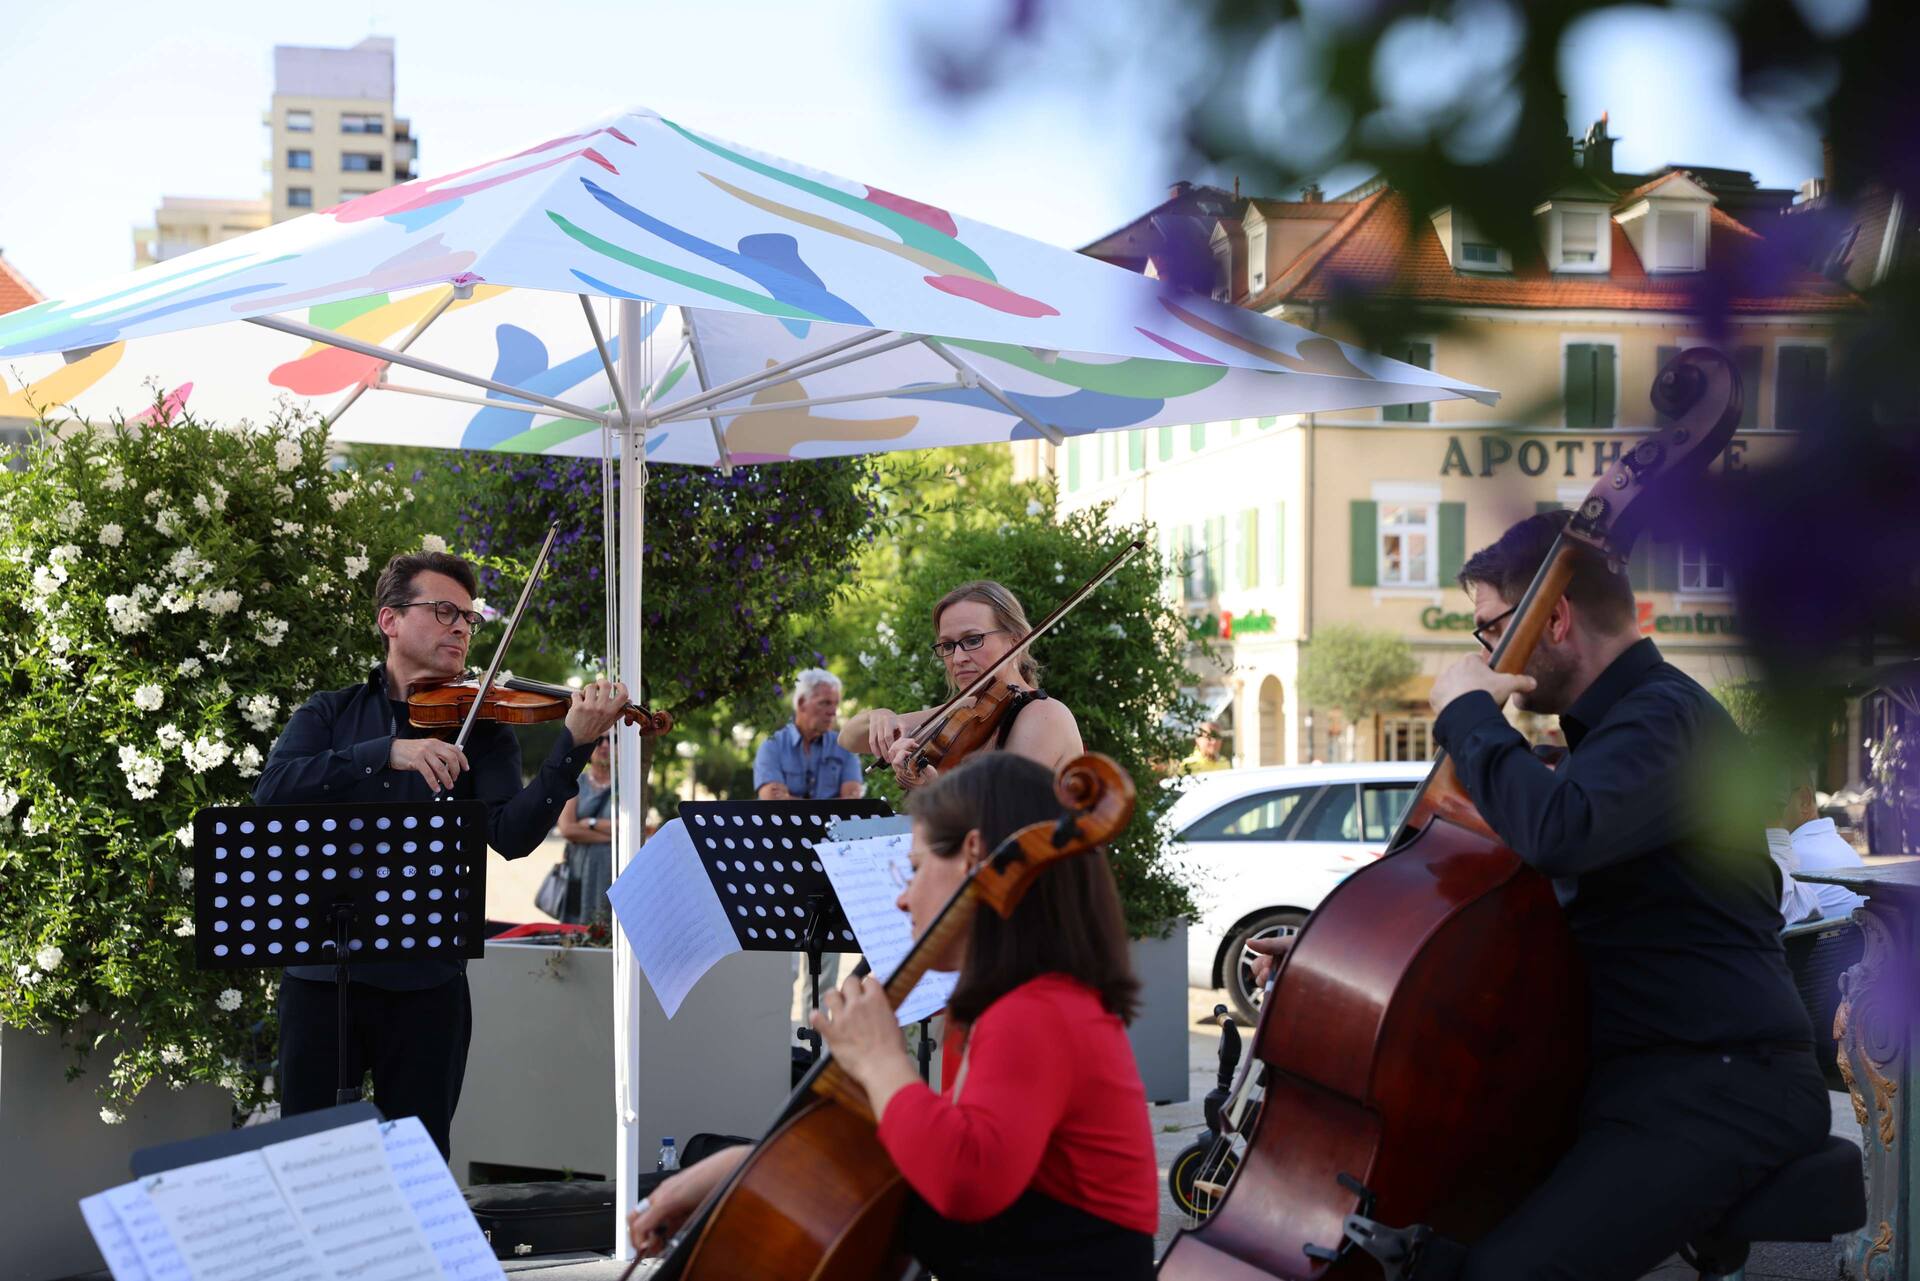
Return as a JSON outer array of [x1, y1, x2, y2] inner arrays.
[[0, 410, 425, 1115]]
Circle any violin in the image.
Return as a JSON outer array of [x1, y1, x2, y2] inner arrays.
[[1156, 348, 1745, 1278], [884, 540, 1145, 780], [650, 753, 1138, 1281], [406, 673, 672, 736]]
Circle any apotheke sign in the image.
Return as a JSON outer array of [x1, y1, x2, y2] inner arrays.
[[1420, 603, 1741, 637], [1438, 434, 1748, 479]]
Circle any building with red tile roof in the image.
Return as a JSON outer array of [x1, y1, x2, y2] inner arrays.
[[0, 252, 43, 317]]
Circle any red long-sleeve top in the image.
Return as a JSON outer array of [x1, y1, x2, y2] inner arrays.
[[875, 974, 1159, 1235]]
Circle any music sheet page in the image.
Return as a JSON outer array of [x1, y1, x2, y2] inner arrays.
[[142, 1152, 329, 1281], [79, 1191, 156, 1281], [608, 817, 743, 1016], [260, 1118, 442, 1281], [380, 1117, 505, 1281], [102, 1182, 191, 1281], [813, 831, 958, 1025]]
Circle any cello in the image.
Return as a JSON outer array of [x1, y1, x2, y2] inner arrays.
[[648, 752, 1137, 1280], [1156, 348, 1745, 1278]]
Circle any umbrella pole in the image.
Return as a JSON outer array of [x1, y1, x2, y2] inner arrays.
[[611, 297, 648, 1259]]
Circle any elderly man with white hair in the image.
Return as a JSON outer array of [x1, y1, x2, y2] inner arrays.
[[754, 668, 864, 801]]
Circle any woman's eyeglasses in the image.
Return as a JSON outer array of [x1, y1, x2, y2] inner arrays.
[[930, 629, 1008, 659], [398, 599, 485, 629], [1473, 606, 1518, 654]]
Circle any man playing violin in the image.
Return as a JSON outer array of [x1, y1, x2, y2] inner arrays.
[[840, 580, 1083, 790], [253, 548, 629, 1156]]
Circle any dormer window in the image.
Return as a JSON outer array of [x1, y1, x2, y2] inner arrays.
[[1211, 245, 1232, 301], [1534, 199, 1612, 273], [1430, 207, 1511, 272], [1652, 208, 1704, 272], [1614, 171, 1715, 274], [1248, 225, 1268, 292]]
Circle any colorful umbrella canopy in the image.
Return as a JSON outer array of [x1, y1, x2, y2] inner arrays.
[[1, 108, 1493, 457]]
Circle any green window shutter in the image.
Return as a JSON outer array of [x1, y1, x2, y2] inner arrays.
[[1157, 425, 1174, 461], [1191, 422, 1207, 452], [1565, 344, 1595, 428], [1405, 342, 1433, 423], [1536, 500, 1564, 514], [1350, 500, 1378, 587], [1736, 347, 1762, 430], [1205, 515, 1226, 595], [1257, 415, 1278, 430], [1651, 539, 1681, 592], [1594, 344, 1616, 428], [1239, 509, 1260, 589], [1066, 438, 1081, 491], [1778, 346, 1828, 429], [1128, 430, 1146, 471], [1438, 501, 1466, 585]]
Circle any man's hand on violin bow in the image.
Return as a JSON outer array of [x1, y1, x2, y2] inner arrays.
[[564, 679, 629, 745], [389, 738, 469, 793]]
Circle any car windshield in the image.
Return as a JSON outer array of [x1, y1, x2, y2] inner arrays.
[[1183, 787, 1315, 841], [1295, 785, 1359, 841]]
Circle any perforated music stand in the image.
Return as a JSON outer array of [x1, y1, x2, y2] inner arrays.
[[677, 798, 890, 1070], [192, 801, 489, 1104]]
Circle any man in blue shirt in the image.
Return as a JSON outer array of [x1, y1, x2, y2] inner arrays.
[[254, 548, 627, 1155], [754, 668, 863, 801]]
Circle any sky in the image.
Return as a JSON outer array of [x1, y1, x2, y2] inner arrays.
[[0, 0, 1828, 298]]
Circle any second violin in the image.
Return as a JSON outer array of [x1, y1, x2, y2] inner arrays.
[[407, 673, 672, 736]]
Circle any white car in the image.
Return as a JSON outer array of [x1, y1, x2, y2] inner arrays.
[[1174, 762, 1430, 1022]]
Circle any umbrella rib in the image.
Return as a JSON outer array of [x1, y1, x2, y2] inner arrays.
[[326, 285, 458, 427], [373, 379, 583, 418], [919, 338, 1064, 445], [646, 329, 914, 421], [648, 381, 965, 424], [678, 309, 732, 475], [244, 313, 609, 422], [578, 294, 632, 429]]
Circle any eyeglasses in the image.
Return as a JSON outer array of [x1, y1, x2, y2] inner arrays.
[[397, 599, 484, 629], [931, 630, 1009, 659], [1473, 605, 1518, 654]]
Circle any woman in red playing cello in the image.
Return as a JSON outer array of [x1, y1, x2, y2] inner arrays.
[[628, 752, 1159, 1280]]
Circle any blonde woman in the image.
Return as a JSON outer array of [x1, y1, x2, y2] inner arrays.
[[840, 581, 1083, 790]]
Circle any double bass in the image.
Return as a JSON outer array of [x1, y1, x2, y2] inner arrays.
[[1157, 349, 1745, 1278]]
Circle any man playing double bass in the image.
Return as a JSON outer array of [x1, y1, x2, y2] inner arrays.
[[1415, 510, 1828, 1278]]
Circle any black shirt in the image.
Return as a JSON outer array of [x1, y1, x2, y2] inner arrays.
[[1434, 639, 1811, 1055], [253, 664, 595, 990]]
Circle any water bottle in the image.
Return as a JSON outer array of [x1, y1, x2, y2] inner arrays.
[[657, 1137, 679, 1173]]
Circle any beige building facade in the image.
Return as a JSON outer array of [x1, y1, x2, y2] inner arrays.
[[1033, 125, 1857, 771], [132, 197, 270, 268], [266, 36, 417, 220]]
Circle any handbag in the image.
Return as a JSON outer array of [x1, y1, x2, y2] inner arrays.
[[534, 859, 573, 920]]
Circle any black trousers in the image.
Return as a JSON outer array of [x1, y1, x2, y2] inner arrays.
[[278, 974, 473, 1159], [1458, 1045, 1830, 1281]]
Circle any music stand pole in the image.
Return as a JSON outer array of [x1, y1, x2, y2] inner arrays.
[[330, 905, 358, 1104], [797, 894, 827, 1069]]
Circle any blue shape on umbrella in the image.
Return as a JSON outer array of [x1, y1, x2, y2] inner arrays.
[[384, 198, 463, 231], [0, 283, 287, 358], [460, 319, 655, 449], [577, 178, 871, 327]]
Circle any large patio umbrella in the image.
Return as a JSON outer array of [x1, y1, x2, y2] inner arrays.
[[0, 106, 1495, 1254]]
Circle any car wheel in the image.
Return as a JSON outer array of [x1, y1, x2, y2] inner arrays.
[[1225, 910, 1307, 1025], [1168, 1138, 1239, 1223]]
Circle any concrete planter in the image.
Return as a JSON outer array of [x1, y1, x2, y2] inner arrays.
[[0, 1023, 231, 1281], [449, 941, 790, 1188], [1128, 920, 1190, 1105]]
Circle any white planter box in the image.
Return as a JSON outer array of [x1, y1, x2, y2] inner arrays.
[[0, 1023, 230, 1281], [1128, 920, 1190, 1105], [449, 941, 791, 1187]]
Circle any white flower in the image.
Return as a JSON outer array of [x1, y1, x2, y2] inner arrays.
[[159, 590, 193, 614], [239, 693, 280, 733], [54, 500, 86, 534], [328, 489, 352, 512], [175, 656, 202, 677], [145, 488, 166, 507], [0, 787, 18, 817], [421, 534, 449, 554], [49, 543, 82, 565], [47, 631, 70, 654], [101, 468, 126, 493], [272, 519, 304, 538], [159, 1045, 186, 1066], [21, 810, 45, 837], [344, 546, 370, 578], [213, 678, 232, 697], [216, 988, 243, 1012], [174, 920, 196, 938], [104, 593, 154, 635], [251, 613, 289, 648], [167, 546, 213, 582], [200, 589, 242, 617], [209, 482, 228, 511], [31, 563, 66, 596], [274, 484, 293, 503], [157, 723, 185, 750], [117, 744, 164, 800], [99, 523, 124, 547], [261, 1075, 275, 1098], [35, 945, 62, 972], [153, 508, 182, 538], [235, 744, 263, 778], [275, 438, 303, 471], [192, 494, 211, 517], [1026, 499, 1045, 517], [132, 683, 165, 712], [183, 733, 231, 774], [100, 1108, 124, 1125]]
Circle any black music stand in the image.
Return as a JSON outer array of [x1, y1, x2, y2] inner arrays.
[[677, 798, 888, 1073], [192, 801, 489, 1104]]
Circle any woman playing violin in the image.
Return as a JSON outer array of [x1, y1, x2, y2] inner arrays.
[[839, 580, 1083, 790], [630, 751, 1158, 1279]]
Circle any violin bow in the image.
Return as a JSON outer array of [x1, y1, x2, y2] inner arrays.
[[866, 538, 1145, 776], [448, 521, 561, 757]]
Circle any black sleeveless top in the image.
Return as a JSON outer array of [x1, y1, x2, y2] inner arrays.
[[993, 688, 1050, 749], [905, 1189, 1154, 1281]]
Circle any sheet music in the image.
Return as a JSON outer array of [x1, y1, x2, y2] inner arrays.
[[261, 1118, 441, 1281], [80, 1192, 155, 1281], [103, 1182, 191, 1281], [609, 818, 743, 1017], [380, 1117, 504, 1281], [143, 1152, 330, 1281], [813, 832, 958, 1026]]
